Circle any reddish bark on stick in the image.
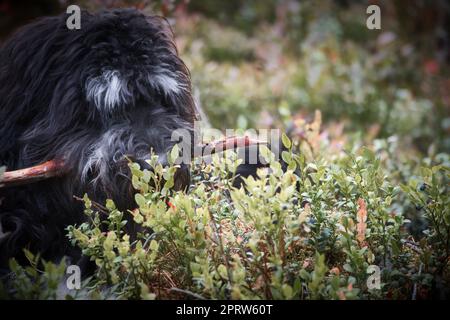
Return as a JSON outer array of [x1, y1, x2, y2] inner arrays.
[[0, 160, 67, 187]]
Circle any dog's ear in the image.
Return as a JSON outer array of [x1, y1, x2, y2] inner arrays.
[[145, 16, 178, 55], [145, 16, 198, 125]]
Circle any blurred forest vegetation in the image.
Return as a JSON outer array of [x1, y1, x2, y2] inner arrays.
[[0, 0, 449, 300], [1, 0, 449, 156]]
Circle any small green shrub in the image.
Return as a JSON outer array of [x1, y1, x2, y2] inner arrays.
[[3, 139, 447, 300]]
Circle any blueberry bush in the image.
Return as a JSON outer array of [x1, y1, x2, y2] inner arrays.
[[0, 0, 449, 300], [1, 133, 448, 299]]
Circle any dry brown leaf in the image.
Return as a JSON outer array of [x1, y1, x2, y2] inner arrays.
[[356, 198, 368, 246]]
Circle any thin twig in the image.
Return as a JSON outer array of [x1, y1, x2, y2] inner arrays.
[[73, 195, 109, 216], [169, 287, 206, 300], [412, 263, 422, 300]]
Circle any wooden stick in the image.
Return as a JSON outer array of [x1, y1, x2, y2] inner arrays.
[[0, 136, 266, 188], [0, 160, 67, 188], [201, 135, 266, 155]]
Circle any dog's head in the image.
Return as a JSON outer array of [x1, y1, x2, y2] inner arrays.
[[0, 9, 196, 204], [81, 9, 196, 124]]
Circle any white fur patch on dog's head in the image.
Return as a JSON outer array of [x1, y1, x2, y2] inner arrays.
[[86, 70, 132, 111], [86, 69, 188, 112], [148, 73, 182, 95]]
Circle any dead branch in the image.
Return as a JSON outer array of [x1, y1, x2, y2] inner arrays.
[[0, 136, 266, 188], [201, 135, 266, 155], [0, 160, 68, 188]]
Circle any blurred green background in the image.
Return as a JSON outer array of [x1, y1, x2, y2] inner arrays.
[[1, 0, 449, 155]]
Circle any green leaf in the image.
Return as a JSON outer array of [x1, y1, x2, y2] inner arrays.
[[135, 193, 147, 208], [282, 133, 292, 149], [106, 199, 116, 210], [149, 240, 159, 251], [169, 144, 180, 165], [282, 284, 293, 299]]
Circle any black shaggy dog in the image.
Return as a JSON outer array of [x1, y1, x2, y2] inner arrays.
[[0, 9, 197, 268]]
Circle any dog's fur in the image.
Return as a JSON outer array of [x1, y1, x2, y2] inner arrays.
[[0, 9, 196, 267]]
